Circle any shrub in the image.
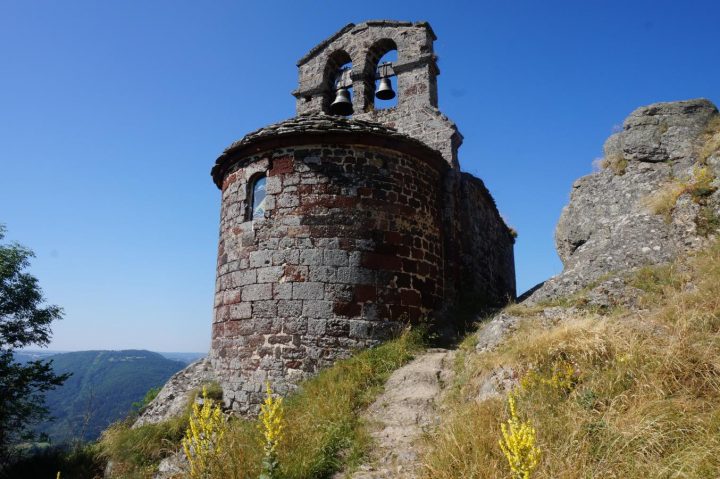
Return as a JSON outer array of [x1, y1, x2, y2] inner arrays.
[[99, 413, 187, 477]]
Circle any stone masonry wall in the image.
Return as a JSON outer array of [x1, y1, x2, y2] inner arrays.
[[211, 143, 446, 414], [455, 173, 516, 305]]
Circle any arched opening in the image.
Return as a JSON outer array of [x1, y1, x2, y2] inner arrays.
[[366, 39, 399, 110], [323, 50, 353, 116], [246, 173, 267, 221]]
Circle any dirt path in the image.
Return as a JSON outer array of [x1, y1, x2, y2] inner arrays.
[[335, 348, 455, 479]]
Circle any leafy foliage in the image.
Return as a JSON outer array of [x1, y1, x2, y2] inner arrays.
[[0, 225, 69, 463], [131, 386, 161, 414]]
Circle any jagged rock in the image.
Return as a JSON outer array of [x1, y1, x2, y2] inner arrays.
[[154, 451, 187, 479], [529, 99, 720, 303], [476, 366, 518, 402], [133, 357, 216, 428], [475, 312, 522, 353], [606, 99, 717, 168], [585, 278, 644, 310]]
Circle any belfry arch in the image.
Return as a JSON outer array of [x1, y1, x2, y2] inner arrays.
[[293, 21, 458, 167]]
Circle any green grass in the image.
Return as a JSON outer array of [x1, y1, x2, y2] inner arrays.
[[101, 328, 425, 479], [100, 415, 188, 478], [421, 239, 720, 478]]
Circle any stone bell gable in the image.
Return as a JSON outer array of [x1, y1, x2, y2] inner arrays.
[[209, 20, 516, 414], [292, 20, 462, 169]]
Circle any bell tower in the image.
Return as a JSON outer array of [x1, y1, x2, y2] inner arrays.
[[292, 20, 463, 169]]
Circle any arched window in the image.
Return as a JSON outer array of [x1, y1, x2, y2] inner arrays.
[[247, 174, 267, 221]]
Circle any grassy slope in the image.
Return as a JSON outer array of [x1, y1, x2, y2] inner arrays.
[[100, 328, 425, 479], [421, 239, 720, 478]]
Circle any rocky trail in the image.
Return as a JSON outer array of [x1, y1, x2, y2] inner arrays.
[[335, 348, 456, 479]]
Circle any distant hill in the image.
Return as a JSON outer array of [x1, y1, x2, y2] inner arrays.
[[157, 351, 206, 364], [34, 350, 187, 443], [13, 349, 65, 363]]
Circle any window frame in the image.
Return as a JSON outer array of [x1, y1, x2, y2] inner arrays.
[[246, 173, 267, 221]]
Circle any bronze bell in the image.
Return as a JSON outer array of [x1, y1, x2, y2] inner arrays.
[[375, 77, 396, 100], [330, 87, 353, 116]]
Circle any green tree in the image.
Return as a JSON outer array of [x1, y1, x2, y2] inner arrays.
[[0, 225, 70, 463]]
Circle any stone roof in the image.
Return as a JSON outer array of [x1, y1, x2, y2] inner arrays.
[[211, 114, 447, 187]]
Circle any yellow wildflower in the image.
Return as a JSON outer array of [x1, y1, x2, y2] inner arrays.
[[182, 385, 228, 478], [499, 394, 541, 479], [258, 381, 284, 479]]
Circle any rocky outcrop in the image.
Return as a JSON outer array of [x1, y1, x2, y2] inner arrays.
[[529, 99, 720, 302], [133, 357, 216, 428]]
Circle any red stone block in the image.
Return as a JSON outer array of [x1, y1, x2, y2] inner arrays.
[[400, 289, 421, 306], [402, 259, 417, 273], [384, 231, 402, 245], [222, 173, 238, 191], [353, 284, 376, 302], [362, 252, 402, 270], [333, 301, 362, 317], [269, 156, 294, 176]]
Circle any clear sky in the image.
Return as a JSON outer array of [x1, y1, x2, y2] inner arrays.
[[1, 0, 719, 352]]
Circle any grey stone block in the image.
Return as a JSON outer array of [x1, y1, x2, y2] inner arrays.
[[299, 249, 322, 266], [273, 282, 293, 300], [257, 266, 283, 283], [249, 250, 272, 268], [323, 249, 349, 266], [277, 300, 302, 317], [292, 282, 324, 300], [301, 300, 334, 318], [241, 283, 273, 301]]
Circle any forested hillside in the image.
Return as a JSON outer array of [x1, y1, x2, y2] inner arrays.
[[35, 350, 186, 443]]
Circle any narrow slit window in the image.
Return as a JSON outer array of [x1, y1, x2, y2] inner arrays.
[[249, 175, 267, 220]]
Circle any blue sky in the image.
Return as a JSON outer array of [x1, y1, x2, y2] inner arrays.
[[1, 0, 719, 352]]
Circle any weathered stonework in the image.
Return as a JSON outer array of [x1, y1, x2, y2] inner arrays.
[[293, 20, 462, 168], [209, 21, 515, 414]]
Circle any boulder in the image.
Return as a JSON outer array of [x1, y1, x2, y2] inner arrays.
[[133, 357, 216, 428], [529, 99, 720, 303]]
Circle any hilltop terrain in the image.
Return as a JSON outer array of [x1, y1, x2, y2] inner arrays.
[[22, 97, 718, 479]]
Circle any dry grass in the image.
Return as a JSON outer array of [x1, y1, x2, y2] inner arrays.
[[600, 153, 629, 175], [643, 166, 717, 220], [421, 239, 720, 478], [699, 115, 720, 164], [643, 180, 687, 219], [101, 329, 425, 479]]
